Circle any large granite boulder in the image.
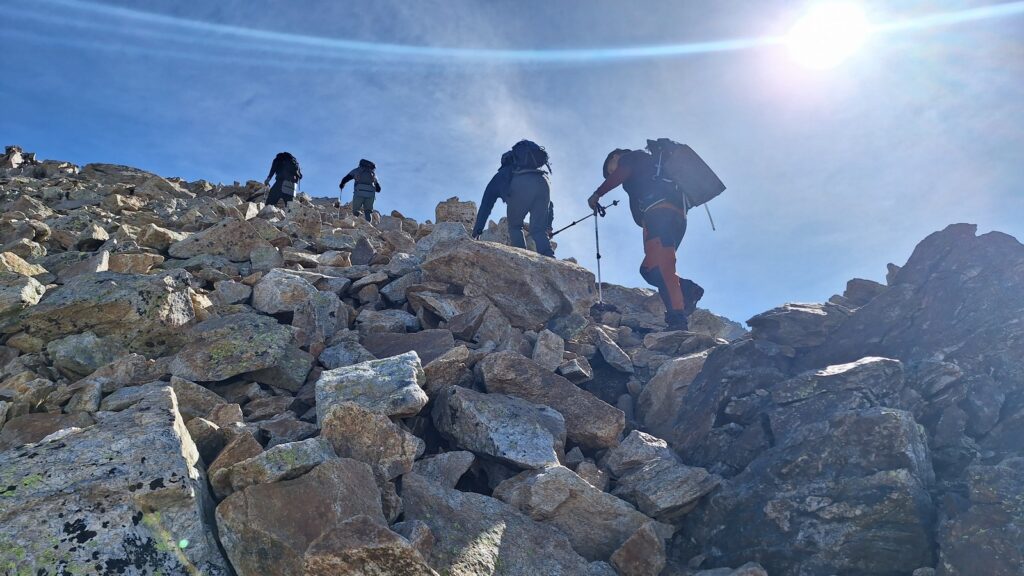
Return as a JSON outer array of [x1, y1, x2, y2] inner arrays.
[[252, 268, 320, 315], [168, 217, 275, 262], [216, 458, 385, 576], [432, 385, 566, 470], [315, 352, 428, 423], [402, 472, 597, 575], [494, 465, 673, 562], [302, 514, 438, 575], [421, 237, 596, 329], [480, 351, 624, 450], [12, 271, 196, 354], [170, 313, 294, 382], [684, 407, 935, 575], [0, 386, 230, 574], [636, 351, 708, 440], [0, 271, 45, 319]]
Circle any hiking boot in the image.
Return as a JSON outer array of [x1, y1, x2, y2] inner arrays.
[[680, 278, 704, 316], [665, 310, 689, 331]]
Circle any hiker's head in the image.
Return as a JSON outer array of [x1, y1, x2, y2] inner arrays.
[[359, 159, 376, 170], [603, 149, 631, 178]]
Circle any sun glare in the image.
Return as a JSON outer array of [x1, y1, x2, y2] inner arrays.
[[787, 2, 870, 70]]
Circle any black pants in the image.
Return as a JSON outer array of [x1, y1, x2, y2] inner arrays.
[[507, 172, 554, 257], [266, 181, 294, 207]]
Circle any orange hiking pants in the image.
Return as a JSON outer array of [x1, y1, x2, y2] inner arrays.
[[640, 204, 687, 312]]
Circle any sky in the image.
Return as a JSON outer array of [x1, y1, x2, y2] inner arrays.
[[1, 0, 1022, 324]]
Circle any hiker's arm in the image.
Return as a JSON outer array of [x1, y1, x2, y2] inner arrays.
[[264, 159, 278, 185], [547, 201, 555, 233], [296, 166, 302, 181], [374, 177, 381, 193], [588, 164, 632, 209], [338, 173, 354, 190], [473, 174, 503, 237]]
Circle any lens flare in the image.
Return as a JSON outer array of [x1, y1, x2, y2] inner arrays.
[[787, 3, 870, 70]]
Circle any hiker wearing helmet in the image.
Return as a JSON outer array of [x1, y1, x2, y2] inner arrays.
[[263, 152, 302, 207], [472, 140, 554, 257], [339, 159, 381, 222], [587, 144, 706, 331]]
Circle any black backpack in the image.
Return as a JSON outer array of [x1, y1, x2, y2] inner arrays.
[[645, 138, 725, 209], [511, 140, 550, 172], [275, 152, 300, 179], [356, 159, 376, 186]]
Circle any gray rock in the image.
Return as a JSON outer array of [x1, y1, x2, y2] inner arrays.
[[168, 217, 275, 262], [320, 401, 424, 480], [246, 347, 314, 393], [212, 279, 252, 304], [292, 291, 342, 348], [0, 411, 95, 451], [0, 386, 230, 574], [315, 352, 427, 423], [0, 272, 45, 318], [302, 514, 438, 575], [252, 268, 319, 315], [319, 339, 377, 369], [494, 465, 673, 562], [170, 313, 294, 382], [609, 522, 667, 576], [411, 451, 475, 489], [402, 472, 596, 576], [432, 385, 565, 470], [361, 329, 456, 365], [216, 458, 385, 576], [480, 351, 624, 450], [532, 328, 565, 371], [220, 437, 335, 495], [170, 376, 227, 421], [747, 302, 851, 350], [421, 237, 596, 329], [636, 351, 708, 440], [591, 326, 634, 373], [15, 271, 195, 355]]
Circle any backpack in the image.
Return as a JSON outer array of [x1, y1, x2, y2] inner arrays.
[[511, 140, 550, 172], [276, 152, 301, 181], [356, 159, 376, 186], [645, 138, 725, 209]]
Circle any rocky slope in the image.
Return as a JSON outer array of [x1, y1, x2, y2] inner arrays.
[[0, 145, 1020, 576]]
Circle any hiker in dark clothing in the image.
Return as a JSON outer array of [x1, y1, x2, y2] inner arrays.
[[339, 159, 380, 222], [264, 152, 302, 207], [472, 141, 554, 257], [588, 148, 703, 330]]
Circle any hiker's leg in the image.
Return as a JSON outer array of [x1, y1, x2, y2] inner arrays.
[[527, 175, 554, 257], [641, 208, 687, 313], [506, 176, 530, 250], [265, 184, 283, 207], [363, 194, 375, 222], [352, 196, 367, 220]]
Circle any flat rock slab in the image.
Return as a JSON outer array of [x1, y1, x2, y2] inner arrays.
[[421, 237, 596, 329], [315, 351, 427, 423], [360, 329, 456, 365], [481, 351, 624, 450], [216, 458, 385, 576], [432, 385, 565, 470], [170, 313, 294, 382], [168, 217, 275, 262], [0, 386, 230, 575], [14, 271, 195, 355], [0, 411, 95, 451]]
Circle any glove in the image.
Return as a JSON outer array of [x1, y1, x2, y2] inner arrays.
[[587, 192, 601, 211]]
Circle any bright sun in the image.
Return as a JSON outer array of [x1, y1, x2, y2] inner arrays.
[[787, 2, 870, 70]]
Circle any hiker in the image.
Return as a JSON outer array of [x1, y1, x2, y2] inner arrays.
[[472, 141, 554, 257], [339, 159, 381, 222], [587, 144, 706, 330], [263, 152, 302, 208]]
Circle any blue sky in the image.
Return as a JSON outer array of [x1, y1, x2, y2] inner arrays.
[[2, 0, 1022, 324]]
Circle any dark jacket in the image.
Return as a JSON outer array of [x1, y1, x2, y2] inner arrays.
[[339, 167, 381, 196], [266, 153, 302, 184]]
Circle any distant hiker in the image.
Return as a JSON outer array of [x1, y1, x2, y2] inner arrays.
[[263, 152, 302, 208], [339, 159, 381, 222], [472, 141, 554, 257], [587, 140, 723, 330]]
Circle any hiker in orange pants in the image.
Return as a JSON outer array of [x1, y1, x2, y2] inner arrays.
[[589, 148, 702, 330]]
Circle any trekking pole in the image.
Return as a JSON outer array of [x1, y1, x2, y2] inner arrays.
[[593, 203, 611, 304], [550, 200, 619, 237], [704, 204, 716, 231]]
